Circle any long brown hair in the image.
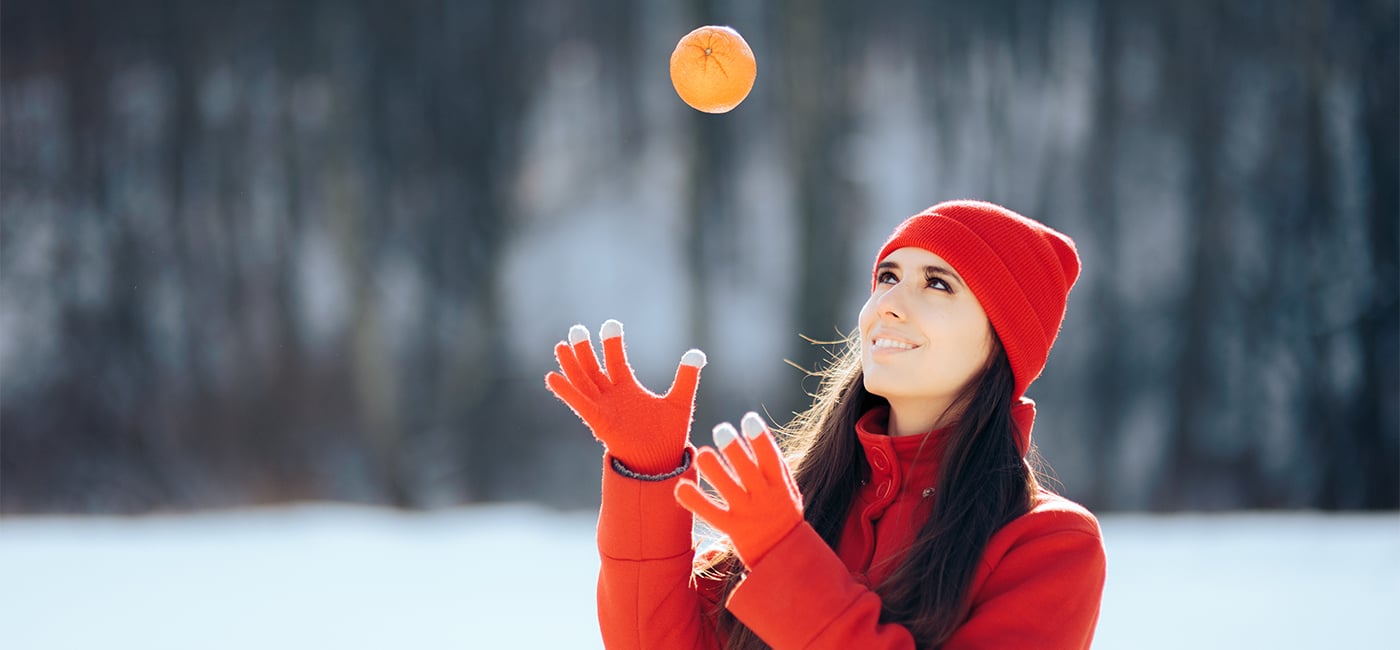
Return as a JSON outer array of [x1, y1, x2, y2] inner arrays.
[[707, 332, 1042, 649]]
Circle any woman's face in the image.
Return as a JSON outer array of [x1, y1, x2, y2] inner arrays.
[[859, 247, 993, 407]]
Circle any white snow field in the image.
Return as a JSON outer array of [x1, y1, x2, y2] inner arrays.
[[1, 505, 1395, 649]]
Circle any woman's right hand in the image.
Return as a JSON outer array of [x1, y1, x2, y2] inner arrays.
[[545, 319, 706, 475]]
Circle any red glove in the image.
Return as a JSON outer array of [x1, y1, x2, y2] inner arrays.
[[674, 412, 804, 567], [545, 319, 706, 475]]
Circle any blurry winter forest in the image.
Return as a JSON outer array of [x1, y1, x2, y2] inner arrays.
[[1, 0, 1396, 514]]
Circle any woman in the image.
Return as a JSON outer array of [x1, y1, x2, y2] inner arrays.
[[546, 200, 1106, 649]]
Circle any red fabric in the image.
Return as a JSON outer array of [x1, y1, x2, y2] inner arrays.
[[872, 200, 1081, 412], [596, 448, 721, 649], [546, 326, 702, 474], [674, 422, 805, 567], [834, 402, 1036, 587], [595, 405, 1107, 649]]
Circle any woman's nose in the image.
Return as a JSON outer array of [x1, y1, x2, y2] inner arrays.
[[876, 281, 907, 319]]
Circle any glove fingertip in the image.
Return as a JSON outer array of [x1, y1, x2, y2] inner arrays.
[[680, 349, 707, 369], [600, 319, 623, 340], [568, 324, 589, 345], [544, 371, 565, 390], [673, 480, 701, 506], [712, 422, 739, 449], [740, 412, 765, 439]]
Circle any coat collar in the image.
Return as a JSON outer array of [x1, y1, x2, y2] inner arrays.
[[852, 397, 1039, 497]]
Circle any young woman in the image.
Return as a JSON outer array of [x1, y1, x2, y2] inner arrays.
[[546, 200, 1106, 649]]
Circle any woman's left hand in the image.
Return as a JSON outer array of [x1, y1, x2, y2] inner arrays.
[[674, 412, 804, 567]]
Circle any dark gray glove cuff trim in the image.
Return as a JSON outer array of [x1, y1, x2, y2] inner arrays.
[[610, 448, 692, 481]]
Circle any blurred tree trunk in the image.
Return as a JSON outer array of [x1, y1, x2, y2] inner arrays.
[[1354, 0, 1399, 508], [1160, 1, 1238, 510], [438, 0, 532, 503], [1298, 2, 1346, 509], [602, 0, 644, 156], [1082, 0, 1123, 507], [309, 2, 407, 506], [783, 0, 858, 377], [1291, 0, 1397, 510], [159, 0, 205, 406], [58, 0, 166, 510]]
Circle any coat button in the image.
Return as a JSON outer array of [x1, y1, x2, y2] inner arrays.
[[876, 481, 891, 499], [870, 449, 889, 471]]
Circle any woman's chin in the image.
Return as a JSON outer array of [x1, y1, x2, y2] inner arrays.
[[862, 372, 899, 400]]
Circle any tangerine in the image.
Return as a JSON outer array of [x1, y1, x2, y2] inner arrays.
[[669, 25, 757, 114]]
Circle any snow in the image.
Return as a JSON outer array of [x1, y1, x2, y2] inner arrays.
[[1, 506, 1394, 649]]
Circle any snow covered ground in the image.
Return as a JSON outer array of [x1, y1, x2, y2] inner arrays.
[[1, 505, 1395, 649]]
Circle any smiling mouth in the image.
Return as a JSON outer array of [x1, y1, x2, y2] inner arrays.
[[871, 338, 919, 351]]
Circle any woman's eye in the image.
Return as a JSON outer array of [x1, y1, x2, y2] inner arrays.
[[927, 276, 951, 292], [877, 271, 898, 285]]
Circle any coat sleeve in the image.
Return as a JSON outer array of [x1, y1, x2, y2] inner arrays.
[[596, 449, 721, 650], [724, 521, 921, 648], [943, 507, 1106, 650], [723, 505, 1106, 649]]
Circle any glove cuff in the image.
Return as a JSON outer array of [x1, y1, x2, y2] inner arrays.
[[610, 448, 693, 481]]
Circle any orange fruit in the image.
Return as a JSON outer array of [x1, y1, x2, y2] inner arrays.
[[669, 25, 757, 114]]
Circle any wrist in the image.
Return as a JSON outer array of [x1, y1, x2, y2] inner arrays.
[[610, 448, 693, 481]]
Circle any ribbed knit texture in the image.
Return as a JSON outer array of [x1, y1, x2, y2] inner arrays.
[[545, 322, 705, 474], [872, 200, 1081, 402]]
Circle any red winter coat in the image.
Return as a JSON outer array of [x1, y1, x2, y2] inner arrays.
[[596, 402, 1106, 649]]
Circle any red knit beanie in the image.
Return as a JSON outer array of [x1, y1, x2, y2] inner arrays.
[[872, 200, 1081, 402]]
